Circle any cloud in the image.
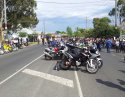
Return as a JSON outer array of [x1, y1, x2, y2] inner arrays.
[[35, 0, 115, 32], [36, 0, 114, 18]]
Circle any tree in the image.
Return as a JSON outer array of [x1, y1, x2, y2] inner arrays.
[[6, 0, 39, 31], [0, 0, 3, 26], [61, 31, 66, 34], [19, 32, 27, 37], [93, 17, 110, 37], [66, 26, 73, 37], [56, 31, 61, 34], [109, 0, 125, 24], [84, 29, 94, 38], [0, 0, 3, 17], [74, 27, 85, 37], [56, 31, 66, 34], [93, 17, 119, 38]]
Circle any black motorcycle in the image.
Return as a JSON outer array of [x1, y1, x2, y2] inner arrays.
[[60, 46, 99, 74]]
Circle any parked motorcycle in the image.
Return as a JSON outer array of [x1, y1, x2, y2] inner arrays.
[[90, 47, 103, 68], [60, 45, 99, 74], [44, 47, 59, 59], [44, 42, 66, 60]]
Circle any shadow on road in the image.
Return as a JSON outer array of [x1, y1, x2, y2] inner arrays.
[[119, 60, 125, 63], [117, 79, 125, 85], [96, 79, 125, 92], [119, 70, 125, 74]]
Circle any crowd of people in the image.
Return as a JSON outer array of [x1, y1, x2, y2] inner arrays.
[[41, 36, 125, 55], [0, 38, 29, 55], [1, 34, 125, 58]]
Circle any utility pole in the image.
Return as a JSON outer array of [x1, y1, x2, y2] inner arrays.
[[115, 0, 117, 28]]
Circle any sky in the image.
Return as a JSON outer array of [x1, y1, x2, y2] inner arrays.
[[35, 0, 115, 33]]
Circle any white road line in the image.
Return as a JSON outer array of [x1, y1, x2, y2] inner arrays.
[[0, 54, 44, 85], [22, 69, 74, 88], [112, 54, 116, 56], [74, 71, 83, 97]]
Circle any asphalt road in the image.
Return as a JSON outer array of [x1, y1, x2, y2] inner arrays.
[[0, 45, 124, 97]]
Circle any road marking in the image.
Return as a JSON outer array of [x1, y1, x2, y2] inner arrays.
[[0, 54, 44, 85], [74, 71, 83, 97], [112, 54, 116, 56], [22, 69, 74, 88]]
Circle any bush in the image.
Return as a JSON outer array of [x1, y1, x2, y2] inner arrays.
[[28, 34, 38, 42], [19, 32, 27, 37]]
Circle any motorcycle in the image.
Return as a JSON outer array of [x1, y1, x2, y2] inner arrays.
[[44, 42, 66, 60], [44, 47, 59, 60], [89, 47, 103, 68], [60, 45, 99, 74]]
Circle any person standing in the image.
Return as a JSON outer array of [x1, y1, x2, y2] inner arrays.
[[26, 38, 29, 46], [46, 35, 50, 46], [96, 39, 101, 51], [106, 38, 112, 53], [37, 34, 41, 45], [115, 39, 119, 53], [20, 38, 23, 46], [41, 35, 45, 45]]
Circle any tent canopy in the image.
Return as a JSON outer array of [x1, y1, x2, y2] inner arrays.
[[18, 28, 34, 34], [12, 33, 19, 38]]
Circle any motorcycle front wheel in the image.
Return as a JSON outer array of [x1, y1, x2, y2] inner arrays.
[[97, 59, 103, 68], [86, 59, 99, 74]]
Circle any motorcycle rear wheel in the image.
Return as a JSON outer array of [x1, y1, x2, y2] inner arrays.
[[45, 55, 52, 60], [60, 60, 71, 70]]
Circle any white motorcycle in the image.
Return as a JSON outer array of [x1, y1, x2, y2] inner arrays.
[[90, 47, 103, 68]]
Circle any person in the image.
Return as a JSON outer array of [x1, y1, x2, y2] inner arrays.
[[115, 39, 119, 53], [17, 38, 20, 48], [20, 38, 23, 46], [50, 38, 57, 47], [26, 38, 29, 46], [96, 39, 101, 51], [13, 38, 18, 48], [42, 35, 45, 45], [46, 35, 50, 46], [92, 42, 97, 50], [37, 35, 41, 45], [106, 38, 112, 53]]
